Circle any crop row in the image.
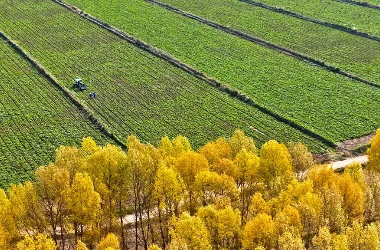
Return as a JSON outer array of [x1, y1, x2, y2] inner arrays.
[[0, 38, 111, 188], [249, 0, 380, 37], [0, 0, 329, 152], [47, 0, 380, 143]]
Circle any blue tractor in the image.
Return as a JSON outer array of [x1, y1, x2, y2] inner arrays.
[[73, 78, 87, 91]]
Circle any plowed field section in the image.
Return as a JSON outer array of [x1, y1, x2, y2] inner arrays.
[[0, 38, 110, 188], [0, 0, 327, 151]]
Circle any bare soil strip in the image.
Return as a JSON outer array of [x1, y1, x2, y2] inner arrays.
[[238, 0, 380, 43], [51, 0, 336, 148], [0, 31, 125, 148], [334, 0, 380, 10]]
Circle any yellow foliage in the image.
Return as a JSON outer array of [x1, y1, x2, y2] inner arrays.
[[278, 231, 305, 250], [154, 164, 186, 210], [199, 137, 232, 165], [68, 172, 101, 225], [367, 129, 380, 172], [16, 234, 56, 250], [312, 227, 332, 250], [172, 135, 192, 157], [175, 151, 209, 188], [288, 142, 314, 173], [76, 241, 89, 250], [331, 234, 348, 250], [344, 162, 365, 191], [257, 140, 293, 185], [234, 149, 259, 186], [228, 129, 257, 159], [148, 245, 163, 250], [247, 193, 270, 220], [307, 164, 337, 192], [169, 212, 211, 250], [337, 174, 365, 222], [80, 137, 100, 157], [96, 233, 120, 250], [242, 213, 276, 250]]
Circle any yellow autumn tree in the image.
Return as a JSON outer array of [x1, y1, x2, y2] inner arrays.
[[367, 129, 380, 172], [76, 240, 89, 250], [154, 164, 186, 248], [228, 129, 256, 159], [278, 231, 305, 250], [169, 212, 211, 250], [55, 145, 86, 184], [68, 172, 101, 241], [86, 143, 128, 232], [96, 233, 120, 250], [243, 213, 276, 250], [8, 181, 46, 234], [0, 189, 18, 247], [288, 142, 314, 173], [234, 148, 260, 219], [257, 140, 293, 195], [195, 170, 239, 206], [337, 173, 365, 223], [16, 234, 56, 250], [247, 192, 270, 220], [35, 163, 70, 247], [175, 151, 209, 214], [199, 137, 232, 165], [197, 205, 241, 249]]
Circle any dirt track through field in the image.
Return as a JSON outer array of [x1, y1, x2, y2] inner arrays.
[[144, 0, 380, 90], [51, 0, 337, 148]]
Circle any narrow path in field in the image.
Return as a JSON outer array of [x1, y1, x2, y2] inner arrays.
[[0, 31, 125, 148], [51, 0, 337, 149], [238, 0, 380, 43], [144, 0, 380, 90], [334, 0, 380, 10]]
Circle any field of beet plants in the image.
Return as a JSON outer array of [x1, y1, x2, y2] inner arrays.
[[58, 0, 380, 142], [0, 38, 111, 188], [0, 0, 329, 153], [146, 0, 380, 84], [252, 0, 380, 37], [1, 0, 380, 187]]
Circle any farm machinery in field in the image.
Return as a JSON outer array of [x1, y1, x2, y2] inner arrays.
[[73, 78, 87, 91]]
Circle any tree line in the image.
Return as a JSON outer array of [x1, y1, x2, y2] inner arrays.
[[2, 130, 380, 250]]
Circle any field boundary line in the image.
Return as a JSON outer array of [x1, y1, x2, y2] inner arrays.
[[0, 31, 126, 149], [238, 0, 380, 43], [145, 0, 380, 89], [52, 0, 337, 148], [334, 0, 380, 10]]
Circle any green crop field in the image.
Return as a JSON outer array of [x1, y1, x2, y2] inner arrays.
[[49, 0, 380, 143], [1, 0, 380, 187], [251, 0, 380, 37], [0, 0, 329, 157], [146, 0, 380, 85], [0, 38, 111, 188]]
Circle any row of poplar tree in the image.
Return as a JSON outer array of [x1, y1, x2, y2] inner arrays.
[[2, 130, 380, 250]]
